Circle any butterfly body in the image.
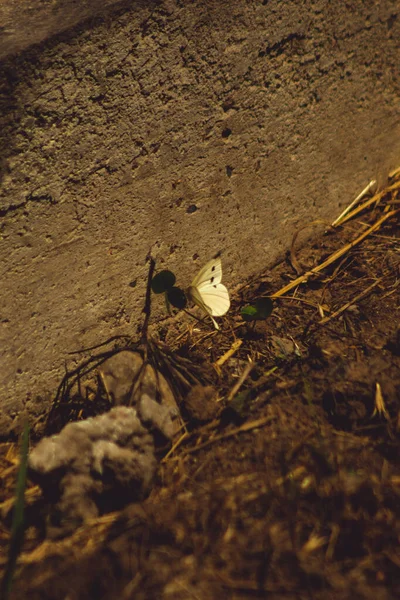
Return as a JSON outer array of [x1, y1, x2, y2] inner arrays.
[[187, 257, 230, 329]]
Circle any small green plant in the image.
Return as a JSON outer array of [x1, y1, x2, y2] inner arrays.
[[241, 297, 273, 323], [1, 423, 30, 600], [225, 390, 252, 421], [166, 286, 187, 309], [150, 270, 176, 294], [151, 269, 187, 312]]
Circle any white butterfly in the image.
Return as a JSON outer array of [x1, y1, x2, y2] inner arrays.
[[187, 257, 230, 329]]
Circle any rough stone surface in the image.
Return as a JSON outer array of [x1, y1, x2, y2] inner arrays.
[[28, 405, 161, 538], [0, 0, 399, 437], [0, 0, 129, 60]]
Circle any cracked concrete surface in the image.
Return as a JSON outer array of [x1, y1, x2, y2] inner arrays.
[[0, 0, 129, 61], [0, 0, 399, 437]]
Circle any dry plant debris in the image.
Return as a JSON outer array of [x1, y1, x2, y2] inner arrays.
[[0, 170, 399, 599]]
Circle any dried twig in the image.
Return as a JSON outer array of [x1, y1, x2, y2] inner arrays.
[[271, 210, 397, 300], [339, 179, 400, 227], [319, 278, 382, 325], [214, 339, 243, 368], [226, 362, 255, 402], [180, 415, 275, 456], [389, 165, 400, 179], [141, 254, 156, 343], [161, 431, 190, 463], [332, 180, 377, 226]]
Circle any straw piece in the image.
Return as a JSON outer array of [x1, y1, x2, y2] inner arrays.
[[214, 339, 243, 368], [372, 383, 389, 420], [389, 165, 400, 179], [161, 431, 190, 463], [226, 362, 254, 402], [332, 180, 377, 226], [271, 210, 397, 300]]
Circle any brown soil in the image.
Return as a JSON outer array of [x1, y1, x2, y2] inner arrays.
[[0, 176, 399, 599]]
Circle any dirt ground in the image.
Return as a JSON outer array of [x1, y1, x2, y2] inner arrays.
[[0, 174, 399, 599]]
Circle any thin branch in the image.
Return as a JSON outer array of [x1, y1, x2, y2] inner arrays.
[[319, 278, 382, 325], [141, 254, 156, 343]]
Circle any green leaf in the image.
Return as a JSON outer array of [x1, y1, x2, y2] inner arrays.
[[255, 297, 273, 319], [229, 390, 251, 417], [167, 286, 187, 309], [151, 270, 176, 294], [240, 305, 258, 322]]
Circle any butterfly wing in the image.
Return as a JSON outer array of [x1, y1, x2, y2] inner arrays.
[[187, 284, 221, 330], [196, 283, 230, 316], [189, 257, 230, 318], [191, 257, 223, 288]]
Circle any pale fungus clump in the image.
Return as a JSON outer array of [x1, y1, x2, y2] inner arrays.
[[29, 351, 181, 538]]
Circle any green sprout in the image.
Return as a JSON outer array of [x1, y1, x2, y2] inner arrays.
[[241, 305, 258, 322], [1, 423, 30, 600], [150, 270, 176, 294], [166, 286, 187, 310], [151, 270, 187, 313], [241, 297, 273, 323]]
